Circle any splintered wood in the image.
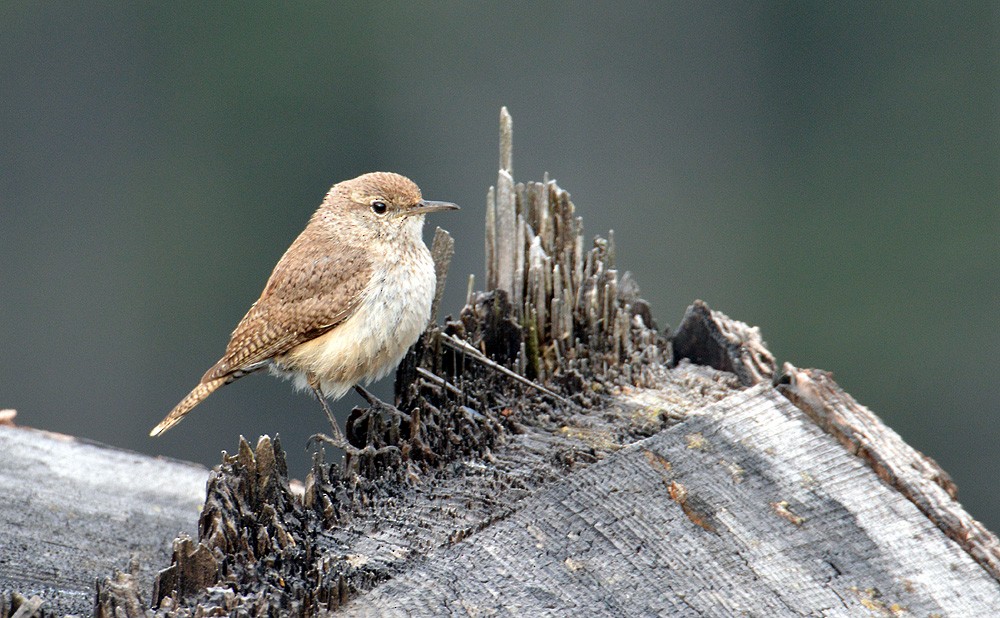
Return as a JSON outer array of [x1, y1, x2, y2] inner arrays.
[[483, 107, 665, 389]]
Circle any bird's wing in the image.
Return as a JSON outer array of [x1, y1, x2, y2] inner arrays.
[[201, 231, 373, 382]]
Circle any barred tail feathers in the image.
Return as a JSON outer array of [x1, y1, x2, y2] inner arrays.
[[149, 377, 227, 437]]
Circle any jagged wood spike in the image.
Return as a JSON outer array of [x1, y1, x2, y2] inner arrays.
[[525, 182, 540, 245], [550, 296, 563, 357], [608, 271, 619, 356], [551, 263, 563, 343], [553, 186, 565, 258], [513, 213, 525, 315], [602, 271, 614, 348], [608, 230, 615, 268], [574, 217, 585, 293], [535, 182, 552, 253], [529, 237, 546, 343], [543, 254, 553, 320], [499, 106, 513, 173], [562, 246, 574, 306], [525, 306, 540, 381], [559, 189, 574, 249], [549, 184, 561, 257], [562, 286, 574, 347], [525, 182, 536, 229], [471, 107, 667, 409], [430, 228, 455, 323], [466, 274, 475, 307], [618, 307, 631, 362], [485, 186, 496, 291], [577, 249, 592, 318], [496, 169, 516, 296], [586, 277, 599, 341]]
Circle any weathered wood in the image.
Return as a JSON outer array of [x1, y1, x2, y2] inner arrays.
[[778, 363, 1000, 582], [102, 362, 743, 616], [0, 425, 207, 616], [341, 385, 1000, 616], [480, 113, 670, 392], [673, 298, 776, 386], [76, 362, 1000, 616], [491, 108, 517, 303], [429, 227, 455, 323], [499, 106, 513, 174]]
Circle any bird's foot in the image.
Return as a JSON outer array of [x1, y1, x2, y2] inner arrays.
[[310, 385, 350, 444], [307, 431, 401, 460], [306, 383, 405, 463], [353, 385, 411, 422]]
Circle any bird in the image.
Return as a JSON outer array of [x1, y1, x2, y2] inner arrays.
[[150, 172, 458, 438]]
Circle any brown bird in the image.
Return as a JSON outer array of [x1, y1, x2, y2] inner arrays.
[[150, 172, 458, 437]]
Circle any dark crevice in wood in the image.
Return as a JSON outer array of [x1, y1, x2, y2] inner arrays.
[[672, 298, 776, 386]]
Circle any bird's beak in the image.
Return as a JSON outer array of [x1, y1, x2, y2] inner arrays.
[[407, 200, 460, 216]]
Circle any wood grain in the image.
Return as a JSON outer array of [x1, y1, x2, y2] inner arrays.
[[0, 426, 206, 616], [343, 386, 1000, 616]]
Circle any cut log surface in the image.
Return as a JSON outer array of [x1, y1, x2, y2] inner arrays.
[[0, 426, 207, 616], [342, 385, 1000, 617]]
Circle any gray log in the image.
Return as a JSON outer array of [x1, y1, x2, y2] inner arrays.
[[0, 425, 207, 616], [343, 384, 1000, 617]]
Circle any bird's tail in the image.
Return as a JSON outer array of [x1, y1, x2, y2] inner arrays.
[[149, 377, 227, 437]]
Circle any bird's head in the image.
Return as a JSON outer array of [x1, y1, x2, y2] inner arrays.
[[320, 172, 458, 241]]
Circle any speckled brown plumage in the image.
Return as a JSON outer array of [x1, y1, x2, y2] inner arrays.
[[203, 224, 374, 381], [150, 172, 457, 437]]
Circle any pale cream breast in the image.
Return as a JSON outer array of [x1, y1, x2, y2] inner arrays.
[[272, 238, 436, 400]]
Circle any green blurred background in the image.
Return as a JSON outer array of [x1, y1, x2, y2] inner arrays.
[[2, 3, 997, 529]]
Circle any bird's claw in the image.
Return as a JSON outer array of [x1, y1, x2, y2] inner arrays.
[[308, 432, 401, 460], [353, 385, 411, 422]]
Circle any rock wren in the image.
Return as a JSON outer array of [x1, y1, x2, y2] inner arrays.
[[150, 172, 458, 437]]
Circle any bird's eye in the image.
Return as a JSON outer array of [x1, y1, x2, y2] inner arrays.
[[371, 200, 388, 215]]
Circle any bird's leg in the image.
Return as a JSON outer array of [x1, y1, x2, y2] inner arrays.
[[307, 391, 369, 461], [306, 376, 401, 463], [312, 385, 345, 443], [307, 373, 356, 453]]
